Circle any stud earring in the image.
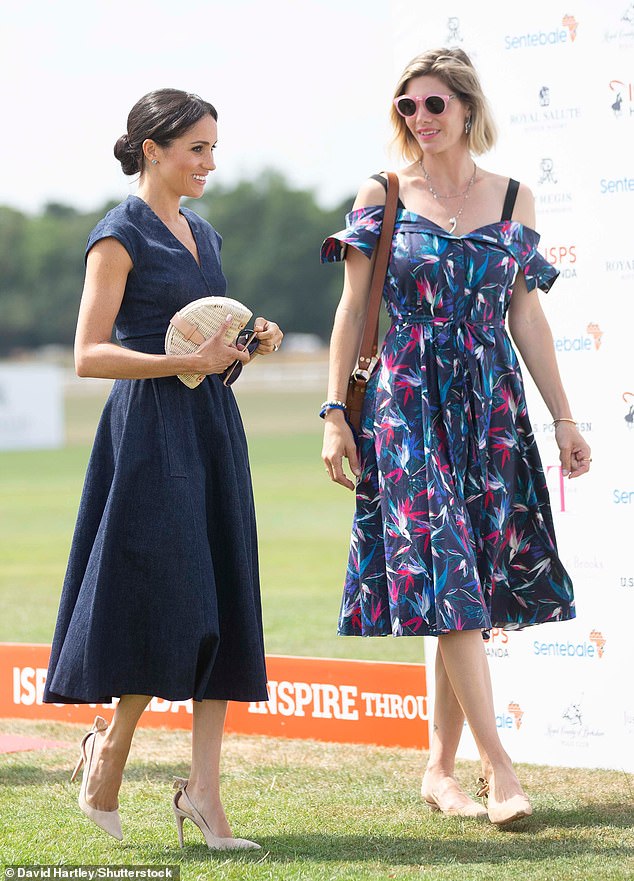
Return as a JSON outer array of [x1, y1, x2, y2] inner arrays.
[[151, 159, 158, 165], [465, 116, 472, 135]]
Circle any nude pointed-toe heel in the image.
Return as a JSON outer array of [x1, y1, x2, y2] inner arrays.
[[172, 777, 260, 851], [71, 716, 122, 841]]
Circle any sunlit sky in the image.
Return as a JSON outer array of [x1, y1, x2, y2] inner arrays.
[[2, 0, 395, 214]]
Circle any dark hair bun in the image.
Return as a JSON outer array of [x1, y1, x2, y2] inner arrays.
[[114, 134, 140, 176]]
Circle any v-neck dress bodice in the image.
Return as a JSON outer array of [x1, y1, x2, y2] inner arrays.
[[321, 204, 574, 638], [44, 197, 267, 704]]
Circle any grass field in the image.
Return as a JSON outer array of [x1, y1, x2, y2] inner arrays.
[[0, 383, 421, 662], [1, 380, 633, 879]]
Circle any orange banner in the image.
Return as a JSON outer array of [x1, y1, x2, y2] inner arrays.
[[0, 643, 428, 750]]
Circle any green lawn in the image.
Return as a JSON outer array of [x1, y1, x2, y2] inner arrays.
[[1, 384, 633, 879], [1, 719, 633, 880], [0, 386, 422, 662]]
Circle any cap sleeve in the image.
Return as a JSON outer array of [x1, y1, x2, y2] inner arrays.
[[86, 217, 137, 265], [514, 227, 559, 292], [320, 205, 384, 263]]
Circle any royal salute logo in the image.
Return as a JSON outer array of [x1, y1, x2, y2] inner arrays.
[[605, 254, 634, 281], [508, 702, 524, 730], [509, 86, 581, 133]]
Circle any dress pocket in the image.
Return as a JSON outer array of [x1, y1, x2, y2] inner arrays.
[[153, 378, 188, 478]]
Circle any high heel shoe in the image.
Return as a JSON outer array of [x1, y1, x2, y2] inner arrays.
[[475, 776, 532, 826], [172, 777, 260, 851], [421, 780, 488, 819], [71, 715, 122, 841]]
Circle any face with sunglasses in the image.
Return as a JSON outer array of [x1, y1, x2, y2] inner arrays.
[[393, 75, 470, 152]]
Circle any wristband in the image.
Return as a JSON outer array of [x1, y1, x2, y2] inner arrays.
[[319, 400, 347, 419]]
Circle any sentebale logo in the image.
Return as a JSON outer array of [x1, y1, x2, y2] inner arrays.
[[508, 702, 524, 730]]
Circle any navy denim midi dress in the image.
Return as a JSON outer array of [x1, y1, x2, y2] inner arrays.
[[43, 196, 268, 704]]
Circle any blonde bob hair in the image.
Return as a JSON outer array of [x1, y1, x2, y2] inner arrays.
[[391, 47, 497, 160]]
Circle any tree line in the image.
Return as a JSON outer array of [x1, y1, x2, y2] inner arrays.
[[0, 171, 354, 356]]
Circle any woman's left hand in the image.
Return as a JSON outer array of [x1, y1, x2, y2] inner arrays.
[[253, 317, 283, 355], [555, 422, 592, 479]]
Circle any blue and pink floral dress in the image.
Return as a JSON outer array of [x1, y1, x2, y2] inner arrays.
[[321, 194, 575, 637]]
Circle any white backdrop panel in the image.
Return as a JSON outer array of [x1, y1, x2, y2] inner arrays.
[[389, 0, 634, 770]]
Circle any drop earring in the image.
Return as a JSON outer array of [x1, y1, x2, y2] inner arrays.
[[464, 116, 472, 135]]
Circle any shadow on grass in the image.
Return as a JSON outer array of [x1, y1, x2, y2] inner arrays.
[[130, 834, 634, 867], [4, 761, 634, 869], [4, 763, 634, 827]]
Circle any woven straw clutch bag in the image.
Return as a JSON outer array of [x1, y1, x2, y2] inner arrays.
[[164, 296, 252, 388]]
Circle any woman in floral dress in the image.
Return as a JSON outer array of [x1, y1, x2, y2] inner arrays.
[[320, 48, 591, 825]]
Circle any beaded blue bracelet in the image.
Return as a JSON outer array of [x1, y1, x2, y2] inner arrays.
[[319, 400, 347, 419]]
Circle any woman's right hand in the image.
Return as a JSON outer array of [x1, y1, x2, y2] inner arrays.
[[192, 316, 252, 375], [322, 410, 361, 491]]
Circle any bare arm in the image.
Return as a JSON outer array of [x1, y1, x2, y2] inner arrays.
[[322, 179, 386, 490], [74, 237, 251, 380], [507, 186, 591, 478]]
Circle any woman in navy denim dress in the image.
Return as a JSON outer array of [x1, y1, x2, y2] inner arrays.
[[43, 89, 282, 849]]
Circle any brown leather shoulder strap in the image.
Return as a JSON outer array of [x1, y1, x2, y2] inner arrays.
[[356, 171, 399, 375]]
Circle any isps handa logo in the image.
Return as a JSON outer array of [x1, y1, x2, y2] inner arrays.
[[533, 630, 607, 659], [542, 244, 578, 280], [623, 392, 634, 430], [553, 322, 603, 354], [609, 79, 633, 118], [485, 627, 511, 659]]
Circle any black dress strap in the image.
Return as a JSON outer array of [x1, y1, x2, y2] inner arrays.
[[501, 178, 520, 221], [371, 173, 406, 211]]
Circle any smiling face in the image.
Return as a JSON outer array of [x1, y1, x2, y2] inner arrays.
[[146, 114, 218, 199], [402, 74, 470, 156]]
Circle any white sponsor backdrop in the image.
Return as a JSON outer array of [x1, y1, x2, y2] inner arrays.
[[390, 0, 634, 770], [0, 365, 64, 451]]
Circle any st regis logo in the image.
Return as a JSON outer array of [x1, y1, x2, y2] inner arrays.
[[446, 16, 463, 44]]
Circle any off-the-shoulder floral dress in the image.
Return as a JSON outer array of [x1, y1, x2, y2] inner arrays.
[[321, 184, 575, 638]]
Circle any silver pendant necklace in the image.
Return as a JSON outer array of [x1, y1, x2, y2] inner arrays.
[[419, 159, 477, 234]]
